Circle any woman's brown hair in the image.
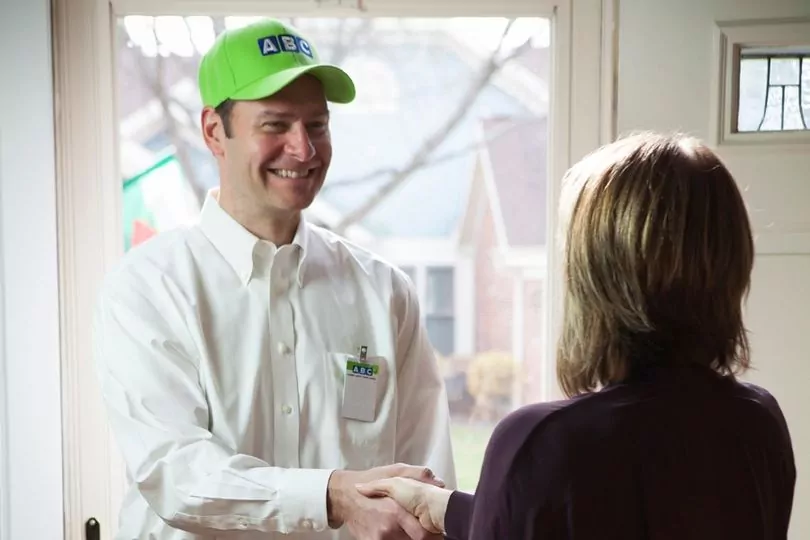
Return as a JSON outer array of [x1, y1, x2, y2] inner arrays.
[[556, 132, 754, 397]]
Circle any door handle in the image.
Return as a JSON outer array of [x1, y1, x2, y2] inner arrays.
[[85, 517, 100, 540]]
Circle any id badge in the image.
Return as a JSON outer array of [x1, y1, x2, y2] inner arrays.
[[342, 346, 379, 422]]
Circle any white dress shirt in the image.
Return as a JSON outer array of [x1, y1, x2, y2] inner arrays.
[[93, 192, 456, 539]]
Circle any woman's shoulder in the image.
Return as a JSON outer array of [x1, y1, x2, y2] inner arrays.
[[492, 399, 571, 436], [491, 390, 612, 438], [728, 379, 793, 440], [484, 397, 588, 462], [484, 387, 646, 465]]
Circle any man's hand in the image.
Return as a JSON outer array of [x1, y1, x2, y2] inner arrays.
[[356, 477, 452, 535], [327, 463, 445, 540]]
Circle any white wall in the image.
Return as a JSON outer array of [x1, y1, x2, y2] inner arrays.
[[617, 0, 810, 136], [617, 1, 810, 538], [0, 0, 64, 538]]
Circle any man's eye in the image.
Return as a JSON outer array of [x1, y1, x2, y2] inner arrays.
[[262, 122, 287, 131]]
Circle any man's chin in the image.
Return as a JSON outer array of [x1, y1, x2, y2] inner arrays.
[[267, 195, 317, 214]]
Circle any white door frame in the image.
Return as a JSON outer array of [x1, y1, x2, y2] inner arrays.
[[50, 0, 615, 536]]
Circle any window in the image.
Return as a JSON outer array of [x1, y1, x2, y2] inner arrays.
[[115, 13, 552, 494], [738, 48, 810, 132], [713, 19, 810, 144], [53, 0, 616, 526], [425, 267, 455, 355]]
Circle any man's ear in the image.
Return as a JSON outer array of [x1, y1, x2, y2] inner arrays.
[[201, 106, 226, 157]]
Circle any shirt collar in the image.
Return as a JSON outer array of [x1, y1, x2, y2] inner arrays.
[[198, 189, 308, 287]]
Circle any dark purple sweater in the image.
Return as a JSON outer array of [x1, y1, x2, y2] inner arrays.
[[444, 364, 795, 540]]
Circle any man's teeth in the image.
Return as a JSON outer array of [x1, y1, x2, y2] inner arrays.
[[270, 169, 311, 179]]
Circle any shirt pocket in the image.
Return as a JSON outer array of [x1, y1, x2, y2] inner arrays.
[[324, 352, 395, 466]]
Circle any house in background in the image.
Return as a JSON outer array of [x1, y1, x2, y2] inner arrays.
[[117, 17, 551, 406], [447, 115, 548, 416]]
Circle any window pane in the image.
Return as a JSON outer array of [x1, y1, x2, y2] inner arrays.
[[426, 267, 454, 315], [738, 58, 768, 131], [426, 315, 455, 355], [769, 57, 800, 86], [118, 15, 552, 496], [760, 86, 785, 131], [784, 86, 805, 130], [801, 58, 810, 125], [737, 52, 810, 132]]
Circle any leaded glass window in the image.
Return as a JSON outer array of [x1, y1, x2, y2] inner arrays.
[[738, 47, 810, 132]]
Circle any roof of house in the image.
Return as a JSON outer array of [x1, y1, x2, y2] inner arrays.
[[481, 115, 549, 247], [320, 48, 534, 238]]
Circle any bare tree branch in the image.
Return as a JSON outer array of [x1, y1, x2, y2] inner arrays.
[[333, 20, 532, 233], [124, 53, 198, 126], [134, 19, 206, 206], [122, 16, 228, 206], [154, 57, 207, 206], [211, 16, 227, 36], [328, 18, 374, 65], [323, 116, 539, 191]]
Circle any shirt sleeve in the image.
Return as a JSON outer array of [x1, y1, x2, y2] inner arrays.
[[390, 270, 458, 489], [93, 272, 333, 535]]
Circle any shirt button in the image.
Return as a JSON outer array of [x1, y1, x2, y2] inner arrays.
[[282, 405, 293, 415], [277, 342, 290, 355]]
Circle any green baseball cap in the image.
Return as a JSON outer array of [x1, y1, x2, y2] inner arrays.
[[198, 18, 356, 108]]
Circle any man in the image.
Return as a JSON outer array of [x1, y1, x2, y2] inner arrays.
[[93, 17, 456, 540]]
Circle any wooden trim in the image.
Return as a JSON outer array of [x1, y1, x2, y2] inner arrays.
[[600, 0, 619, 145], [479, 128, 512, 251], [112, 0, 555, 17], [541, 0, 571, 403], [711, 17, 810, 147], [540, 0, 608, 402], [52, 0, 127, 537], [511, 275, 526, 406], [0, 128, 9, 540]]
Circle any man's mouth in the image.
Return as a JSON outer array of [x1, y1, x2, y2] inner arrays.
[[267, 168, 316, 179]]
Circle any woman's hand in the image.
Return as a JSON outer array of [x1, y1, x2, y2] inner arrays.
[[356, 476, 453, 535]]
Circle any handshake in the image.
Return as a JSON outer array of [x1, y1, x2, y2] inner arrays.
[[327, 463, 454, 540]]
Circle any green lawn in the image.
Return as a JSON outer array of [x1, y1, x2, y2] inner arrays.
[[450, 421, 496, 492]]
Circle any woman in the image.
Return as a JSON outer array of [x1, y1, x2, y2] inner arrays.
[[357, 132, 796, 539]]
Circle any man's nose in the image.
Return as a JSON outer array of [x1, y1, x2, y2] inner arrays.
[[284, 124, 316, 162]]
